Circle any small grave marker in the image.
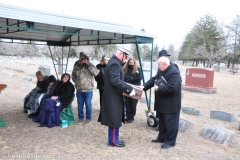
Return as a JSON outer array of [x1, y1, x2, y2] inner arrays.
[[210, 110, 238, 122], [200, 124, 235, 145]]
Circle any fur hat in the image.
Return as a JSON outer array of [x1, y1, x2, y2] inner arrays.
[[48, 75, 56, 84], [159, 50, 171, 57]]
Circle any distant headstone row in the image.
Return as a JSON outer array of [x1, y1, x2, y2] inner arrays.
[[13, 69, 24, 73], [21, 77, 32, 81], [1, 70, 14, 77], [2, 67, 24, 73]]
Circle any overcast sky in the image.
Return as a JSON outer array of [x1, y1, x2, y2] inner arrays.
[[1, 0, 240, 50]]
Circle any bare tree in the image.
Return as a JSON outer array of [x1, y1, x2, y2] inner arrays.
[[194, 41, 227, 68], [0, 43, 25, 57], [39, 45, 71, 74], [226, 15, 240, 74], [167, 44, 178, 62], [92, 45, 117, 60], [75, 46, 94, 59]]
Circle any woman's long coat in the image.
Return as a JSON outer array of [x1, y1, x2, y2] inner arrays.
[[53, 81, 75, 110], [99, 55, 133, 128]]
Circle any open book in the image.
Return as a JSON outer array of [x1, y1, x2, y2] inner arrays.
[[123, 83, 143, 100]]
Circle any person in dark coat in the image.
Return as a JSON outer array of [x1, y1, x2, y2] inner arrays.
[[23, 70, 48, 117], [158, 49, 179, 70], [33, 73, 75, 127], [32, 75, 60, 118], [99, 47, 136, 147], [123, 58, 142, 123], [95, 55, 109, 110], [51, 73, 75, 112], [143, 56, 182, 149], [46, 75, 60, 96], [35, 70, 49, 94], [154, 49, 180, 131]]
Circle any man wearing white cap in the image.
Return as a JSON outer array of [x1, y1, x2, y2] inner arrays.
[[98, 47, 136, 147]]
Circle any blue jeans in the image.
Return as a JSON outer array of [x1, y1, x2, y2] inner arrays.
[[76, 91, 93, 120]]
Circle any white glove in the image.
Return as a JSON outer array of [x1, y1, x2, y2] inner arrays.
[[51, 96, 58, 100], [129, 89, 135, 96]]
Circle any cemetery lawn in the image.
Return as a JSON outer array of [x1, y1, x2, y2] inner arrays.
[[0, 58, 240, 159]]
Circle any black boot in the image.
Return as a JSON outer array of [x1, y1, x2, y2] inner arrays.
[[153, 125, 159, 131]]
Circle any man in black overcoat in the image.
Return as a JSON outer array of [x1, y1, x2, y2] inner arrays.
[[99, 47, 135, 147], [143, 56, 182, 149], [154, 49, 180, 131]]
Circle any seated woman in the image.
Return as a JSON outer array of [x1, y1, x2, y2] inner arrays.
[[44, 75, 60, 98], [33, 75, 60, 117], [23, 70, 48, 118], [33, 73, 75, 127]]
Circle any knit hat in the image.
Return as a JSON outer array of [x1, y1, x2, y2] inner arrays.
[[79, 52, 89, 61], [48, 75, 56, 84], [159, 50, 171, 57]]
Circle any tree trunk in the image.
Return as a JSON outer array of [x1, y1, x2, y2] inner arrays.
[[216, 62, 220, 72], [58, 64, 63, 75], [196, 60, 199, 66], [227, 58, 230, 68], [191, 61, 194, 66]]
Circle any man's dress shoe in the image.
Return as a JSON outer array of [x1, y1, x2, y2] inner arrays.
[[151, 139, 165, 143]]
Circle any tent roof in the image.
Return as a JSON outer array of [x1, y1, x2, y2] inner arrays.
[[0, 3, 155, 46]]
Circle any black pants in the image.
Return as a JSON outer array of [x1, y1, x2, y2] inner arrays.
[[157, 111, 180, 146], [99, 89, 103, 110], [125, 97, 138, 120]]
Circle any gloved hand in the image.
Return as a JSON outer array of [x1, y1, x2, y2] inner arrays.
[[51, 96, 58, 100], [82, 63, 90, 68], [129, 89, 135, 96]]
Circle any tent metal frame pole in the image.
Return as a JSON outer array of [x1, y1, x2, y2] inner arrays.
[[148, 42, 154, 109], [65, 46, 71, 73], [61, 46, 63, 74], [48, 46, 58, 79], [135, 41, 154, 112], [136, 42, 149, 111]]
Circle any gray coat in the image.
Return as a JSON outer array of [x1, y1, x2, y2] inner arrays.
[[99, 55, 133, 128]]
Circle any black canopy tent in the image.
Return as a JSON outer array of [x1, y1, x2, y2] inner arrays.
[[0, 3, 158, 127]]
